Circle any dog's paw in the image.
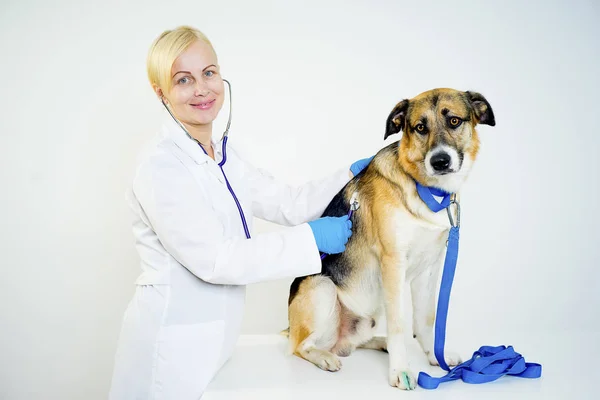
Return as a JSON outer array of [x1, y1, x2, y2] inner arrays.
[[389, 369, 416, 390], [333, 344, 355, 357], [332, 339, 356, 357], [362, 336, 387, 352], [315, 350, 342, 371], [428, 351, 462, 367]]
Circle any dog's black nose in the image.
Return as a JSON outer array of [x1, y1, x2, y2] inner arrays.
[[431, 153, 451, 171]]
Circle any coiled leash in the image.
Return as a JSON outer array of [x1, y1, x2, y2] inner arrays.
[[320, 192, 360, 260], [414, 181, 542, 389]]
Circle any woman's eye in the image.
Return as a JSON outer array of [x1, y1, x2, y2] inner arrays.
[[204, 70, 215, 77], [178, 77, 191, 84]]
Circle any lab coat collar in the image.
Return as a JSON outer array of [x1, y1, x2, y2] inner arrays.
[[161, 115, 224, 165]]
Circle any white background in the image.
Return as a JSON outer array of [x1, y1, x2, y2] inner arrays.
[[1, 0, 599, 399]]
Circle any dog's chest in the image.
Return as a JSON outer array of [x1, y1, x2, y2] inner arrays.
[[392, 206, 450, 279]]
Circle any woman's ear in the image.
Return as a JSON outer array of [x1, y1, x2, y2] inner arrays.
[[153, 84, 167, 104]]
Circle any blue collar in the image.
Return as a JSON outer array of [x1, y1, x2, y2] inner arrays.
[[415, 180, 452, 212]]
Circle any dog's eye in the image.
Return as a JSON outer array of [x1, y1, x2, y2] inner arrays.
[[415, 124, 426, 134], [449, 117, 462, 127]]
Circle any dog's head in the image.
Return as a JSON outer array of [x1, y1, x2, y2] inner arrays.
[[384, 88, 495, 193]]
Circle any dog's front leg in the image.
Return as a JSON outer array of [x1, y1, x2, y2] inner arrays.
[[411, 268, 462, 367], [381, 252, 416, 390]]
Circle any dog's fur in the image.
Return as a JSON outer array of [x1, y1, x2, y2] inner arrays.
[[284, 88, 495, 390]]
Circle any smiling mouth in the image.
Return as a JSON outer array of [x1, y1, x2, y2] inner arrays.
[[190, 99, 215, 110]]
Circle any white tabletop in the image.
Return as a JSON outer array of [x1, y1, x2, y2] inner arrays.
[[203, 332, 596, 400]]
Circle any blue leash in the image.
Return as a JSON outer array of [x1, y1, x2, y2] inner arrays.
[[414, 181, 542, 389]]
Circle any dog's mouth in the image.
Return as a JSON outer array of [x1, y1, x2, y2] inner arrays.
[[421, 165, 458, 178], [433, 169, 456, 176]]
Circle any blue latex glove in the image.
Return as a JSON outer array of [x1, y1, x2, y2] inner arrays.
[[350, 156, 374, 176], [307, 215, 353, 254]]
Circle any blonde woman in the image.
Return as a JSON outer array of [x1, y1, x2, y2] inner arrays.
[[108, 26, 372, 399]]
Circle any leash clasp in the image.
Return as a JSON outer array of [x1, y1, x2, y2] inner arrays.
[[446, 194, 460, 228]]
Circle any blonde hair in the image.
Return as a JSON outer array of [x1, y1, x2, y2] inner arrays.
[[146, 25, 217, 93]]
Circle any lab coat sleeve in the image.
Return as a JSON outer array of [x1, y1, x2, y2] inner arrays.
[[132, 154, 323, 285], [233, 148, 352, 226]]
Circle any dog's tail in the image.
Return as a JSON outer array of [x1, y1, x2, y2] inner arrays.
[[279, 327, 295, 355]]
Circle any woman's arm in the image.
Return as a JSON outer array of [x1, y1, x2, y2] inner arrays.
[[234, 149, 352, 226], [132, 154, 322, 285]]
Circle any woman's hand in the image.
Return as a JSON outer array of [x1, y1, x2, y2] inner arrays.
[[307, 215, 353, 254], [350, 156, 374, 177]]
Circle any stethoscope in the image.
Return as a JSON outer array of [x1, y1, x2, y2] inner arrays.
[[161, 79, 251, 239]]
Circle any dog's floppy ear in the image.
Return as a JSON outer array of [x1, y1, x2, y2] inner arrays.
[[465, 91, 495, 126], [384, 99, 409, 140]]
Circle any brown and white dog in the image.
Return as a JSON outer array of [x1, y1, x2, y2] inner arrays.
[[284, 88, 495, 390]]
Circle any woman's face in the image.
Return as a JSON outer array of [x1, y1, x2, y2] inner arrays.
[[160, 40, 224, 128]]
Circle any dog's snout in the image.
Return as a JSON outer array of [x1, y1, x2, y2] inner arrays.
[[430, 152, 451, 171]]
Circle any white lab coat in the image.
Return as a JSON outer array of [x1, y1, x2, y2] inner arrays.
[[108, 115, 351, 399]]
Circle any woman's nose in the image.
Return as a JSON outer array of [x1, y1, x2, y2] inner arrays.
[[194, 80, 209, 96]]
